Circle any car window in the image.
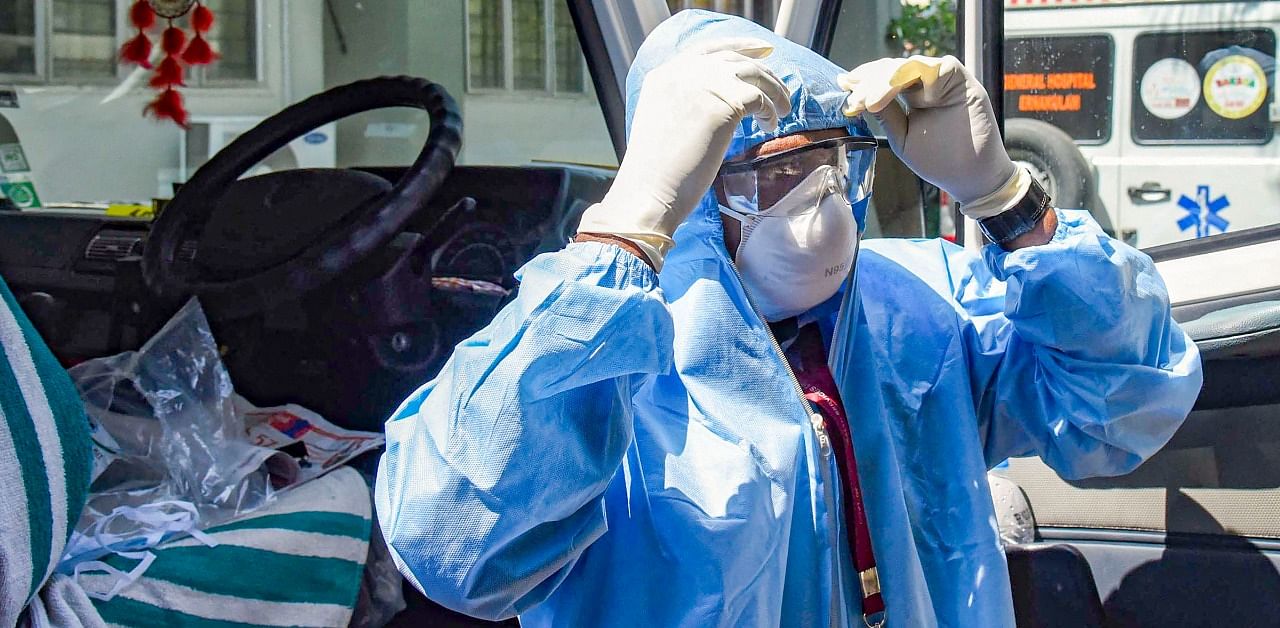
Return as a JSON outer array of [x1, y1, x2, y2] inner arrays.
[[665, 0, 779, 25], [0, 0, 616, 211], [828, 0, 955, 240], [1005, 35, 1114, 144], [994, 6, 1280, 624], [1132, 28, 1275, 144], [1002, 1, 1280, 251]]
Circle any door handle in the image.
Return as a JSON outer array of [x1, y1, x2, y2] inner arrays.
[[1128, 182, 1172, 204]]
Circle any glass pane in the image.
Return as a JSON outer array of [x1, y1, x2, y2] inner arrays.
[[467, 0, 503, 89], [511, 0, 545, 90], [1003, 2, 1280, 249], [667, 0, 716, 11], [3, 0, 616, 211], [50, 0, 116, 80], [666, 0, 776, 26], [1132, 29, 1275, 145], [750, 0, 774, 25], [553, 0, 582, 93], [0, 0, 37, 75], [1005, 35, 1114, 144], [204, 0, 257, 82], [830, 0, 952, 240]]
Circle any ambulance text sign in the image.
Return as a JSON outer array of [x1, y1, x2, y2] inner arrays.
[[1003, 35, 1114, 142]]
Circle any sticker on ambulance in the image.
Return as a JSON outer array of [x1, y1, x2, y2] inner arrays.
[[1140, 58, 1200, 120], [0, 87, 17, 109], [0, 177, 41, 209], [1203, 54, 1268, 120], [0, 143, 30, 173]]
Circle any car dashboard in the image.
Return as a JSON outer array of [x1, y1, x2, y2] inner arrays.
[[0, 165, 609, 355], [0, 164, 612, 429]]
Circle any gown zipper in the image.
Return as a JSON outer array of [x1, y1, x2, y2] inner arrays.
[[726, 258, 844, 627]]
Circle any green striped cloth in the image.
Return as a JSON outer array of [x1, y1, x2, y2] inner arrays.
[[0, 277, 94, 627], [83, 467, 373, 628]]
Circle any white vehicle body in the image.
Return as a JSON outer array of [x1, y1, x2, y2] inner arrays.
[[1005, 0, 1280, 249]]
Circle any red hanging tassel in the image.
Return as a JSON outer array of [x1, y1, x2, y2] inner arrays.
[[161, 25, 187, 55], [120, 32, 153, 68], [145, 88, 189, 128], [184, 1, 216, 65], [120, 1, 157, 69], [149, 56, 186, 87], [181, 34, 217, 65], [124, 1, 217, 128], [190, 3, 214, 32], [150, 19, 186, 87], [128, 0, 156, 30]]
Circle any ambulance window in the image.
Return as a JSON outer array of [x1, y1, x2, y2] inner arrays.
[[1004, 35, 1113, 144], [1132, 29, 1276, 144]]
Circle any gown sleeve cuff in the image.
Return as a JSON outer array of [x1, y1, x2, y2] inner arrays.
[[512, 240, 661, 294]]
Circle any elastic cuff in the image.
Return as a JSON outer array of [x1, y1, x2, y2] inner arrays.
[[581, 234, 667, 273], [573, 233, 656, 270], [560, 240, 661, 291]]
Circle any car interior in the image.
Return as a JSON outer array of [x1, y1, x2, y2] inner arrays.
[[2, 0, 1279, 626]]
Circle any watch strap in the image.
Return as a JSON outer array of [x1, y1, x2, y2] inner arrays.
[[976, 177, 1053, 245]]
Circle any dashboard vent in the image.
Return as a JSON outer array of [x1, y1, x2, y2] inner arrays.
[[84, 231, 143, 262], [84, 232, 198, 263], [177, 240, 197, 263]]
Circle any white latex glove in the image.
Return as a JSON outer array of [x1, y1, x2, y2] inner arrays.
[[838, 55, 1031, 219], [576, 38, 792, 271]]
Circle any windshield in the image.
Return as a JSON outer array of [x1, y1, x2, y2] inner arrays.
[[0, 0, 616, 210]]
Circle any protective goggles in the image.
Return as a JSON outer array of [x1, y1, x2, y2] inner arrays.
[[715, 136, 878, 214]]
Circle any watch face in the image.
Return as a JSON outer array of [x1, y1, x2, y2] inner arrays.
[[149, 0, 196, 19]]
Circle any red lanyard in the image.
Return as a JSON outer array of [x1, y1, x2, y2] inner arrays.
[[787, 324, 885, 624]]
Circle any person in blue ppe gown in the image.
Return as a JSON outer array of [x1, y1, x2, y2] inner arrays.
[[375, 10, 1202, 627]]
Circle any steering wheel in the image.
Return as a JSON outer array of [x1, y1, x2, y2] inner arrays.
[[143, 76, 462, 318]]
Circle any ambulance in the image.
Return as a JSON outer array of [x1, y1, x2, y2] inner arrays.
[[1002, 0, 1279, 248]]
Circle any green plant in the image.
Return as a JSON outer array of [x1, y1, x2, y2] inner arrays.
[[885, 0, 957, 57]]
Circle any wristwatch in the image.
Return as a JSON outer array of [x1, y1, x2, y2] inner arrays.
[[976, 177, 1053, 245]]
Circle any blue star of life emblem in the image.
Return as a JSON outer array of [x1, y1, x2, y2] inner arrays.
[[1176, 185, 1230, 238]]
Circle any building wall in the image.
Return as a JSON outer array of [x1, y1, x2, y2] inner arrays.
[[1, 1, 904, 206], [1, 0, 326, 204], [323, 0, 615, 169], [461, 92, 616, 167]]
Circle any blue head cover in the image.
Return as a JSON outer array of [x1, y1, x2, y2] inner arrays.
[[626, 10, 874, 233], [626, 10, 870, 154]]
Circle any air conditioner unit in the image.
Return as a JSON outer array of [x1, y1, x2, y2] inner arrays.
[[179, 116, 336, 181]]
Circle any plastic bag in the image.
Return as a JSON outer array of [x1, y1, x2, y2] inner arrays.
[[65, 299, 295, 566], [61, 297, 385, 605]]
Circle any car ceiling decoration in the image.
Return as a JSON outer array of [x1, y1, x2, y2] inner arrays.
[[119, 0, 219, 128]]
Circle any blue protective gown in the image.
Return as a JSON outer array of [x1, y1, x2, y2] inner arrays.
[[375, 10, 1202, 627]]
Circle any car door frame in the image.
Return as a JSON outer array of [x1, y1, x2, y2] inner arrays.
[[565, 0, 845, 165], [954, 1, 1280, 625]]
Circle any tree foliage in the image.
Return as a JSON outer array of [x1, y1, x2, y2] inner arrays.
[[885, 0, 957, 57]]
